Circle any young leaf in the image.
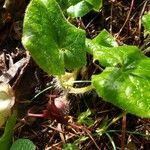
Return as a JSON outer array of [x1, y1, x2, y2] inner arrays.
[[0, 112, 16, 150], [10, 139, 36, 150], [22, 0, 86, 75], [92, 45, 150, 118], [142, 11, 150, 35]]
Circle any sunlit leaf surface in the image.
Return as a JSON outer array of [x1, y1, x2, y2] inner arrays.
[[92, 44, 150, 117], [22, 0, 86, 75]]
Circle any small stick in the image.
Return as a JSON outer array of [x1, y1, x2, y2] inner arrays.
[[121, 112, 126, 150], [116, 0, 135, 38], [68, 123, 101, 150]]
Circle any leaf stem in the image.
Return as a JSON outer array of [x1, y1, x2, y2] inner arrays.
[[69, 85, 94, 94]]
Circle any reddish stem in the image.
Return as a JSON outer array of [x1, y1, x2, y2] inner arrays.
[[27, 112, 46, 118]]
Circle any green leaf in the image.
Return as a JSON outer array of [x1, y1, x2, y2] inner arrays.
[[77, 109, 95, 126], [63, 143, 79, 150], [22, 0, 86, 75], [93, 46, 144, 67], [85, 0, 102, 11], [10, 139, 36, 150], [86, 29, 118, 54], [92, 45, 150, 118], [56, 0, 79, 10], [0, 112, 17, 150], [74, 136, 89, 145], [67, 0, 102, 17], [93, 29, 118, 48], [67, 1, 93, 17], [142, 11, 150, 35]]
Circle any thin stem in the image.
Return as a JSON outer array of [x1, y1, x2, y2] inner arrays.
[[107, 130, 150, 138], [69, 85, 94, 94], [31, 86, 53, 101], [98, 112, 125, 135], [105, 133, 117, 150], [140, 35, 150, 51], [143, 47, 150, 54], [64, 80, 91, 84], [116, 0, 135, 38], [121, 112, 127, 150], [28, 113, 45, 118]]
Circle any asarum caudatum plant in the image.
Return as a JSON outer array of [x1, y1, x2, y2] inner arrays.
[[22, 0, 150, 118]]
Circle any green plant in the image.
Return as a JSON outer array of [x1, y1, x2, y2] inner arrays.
[[77, 109, 95, 126], [0, 111, 16, 150], [22, 0, 150, 118], [10, 139, 36, 150]]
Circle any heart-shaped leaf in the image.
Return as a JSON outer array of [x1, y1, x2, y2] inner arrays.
[[92, 45, 150, 118], [22, 0, 86, 75]]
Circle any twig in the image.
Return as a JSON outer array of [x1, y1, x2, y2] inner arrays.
[[121, 112, 126, 150], [68, 123, 101, 150], [116, 0, 135, 38]]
